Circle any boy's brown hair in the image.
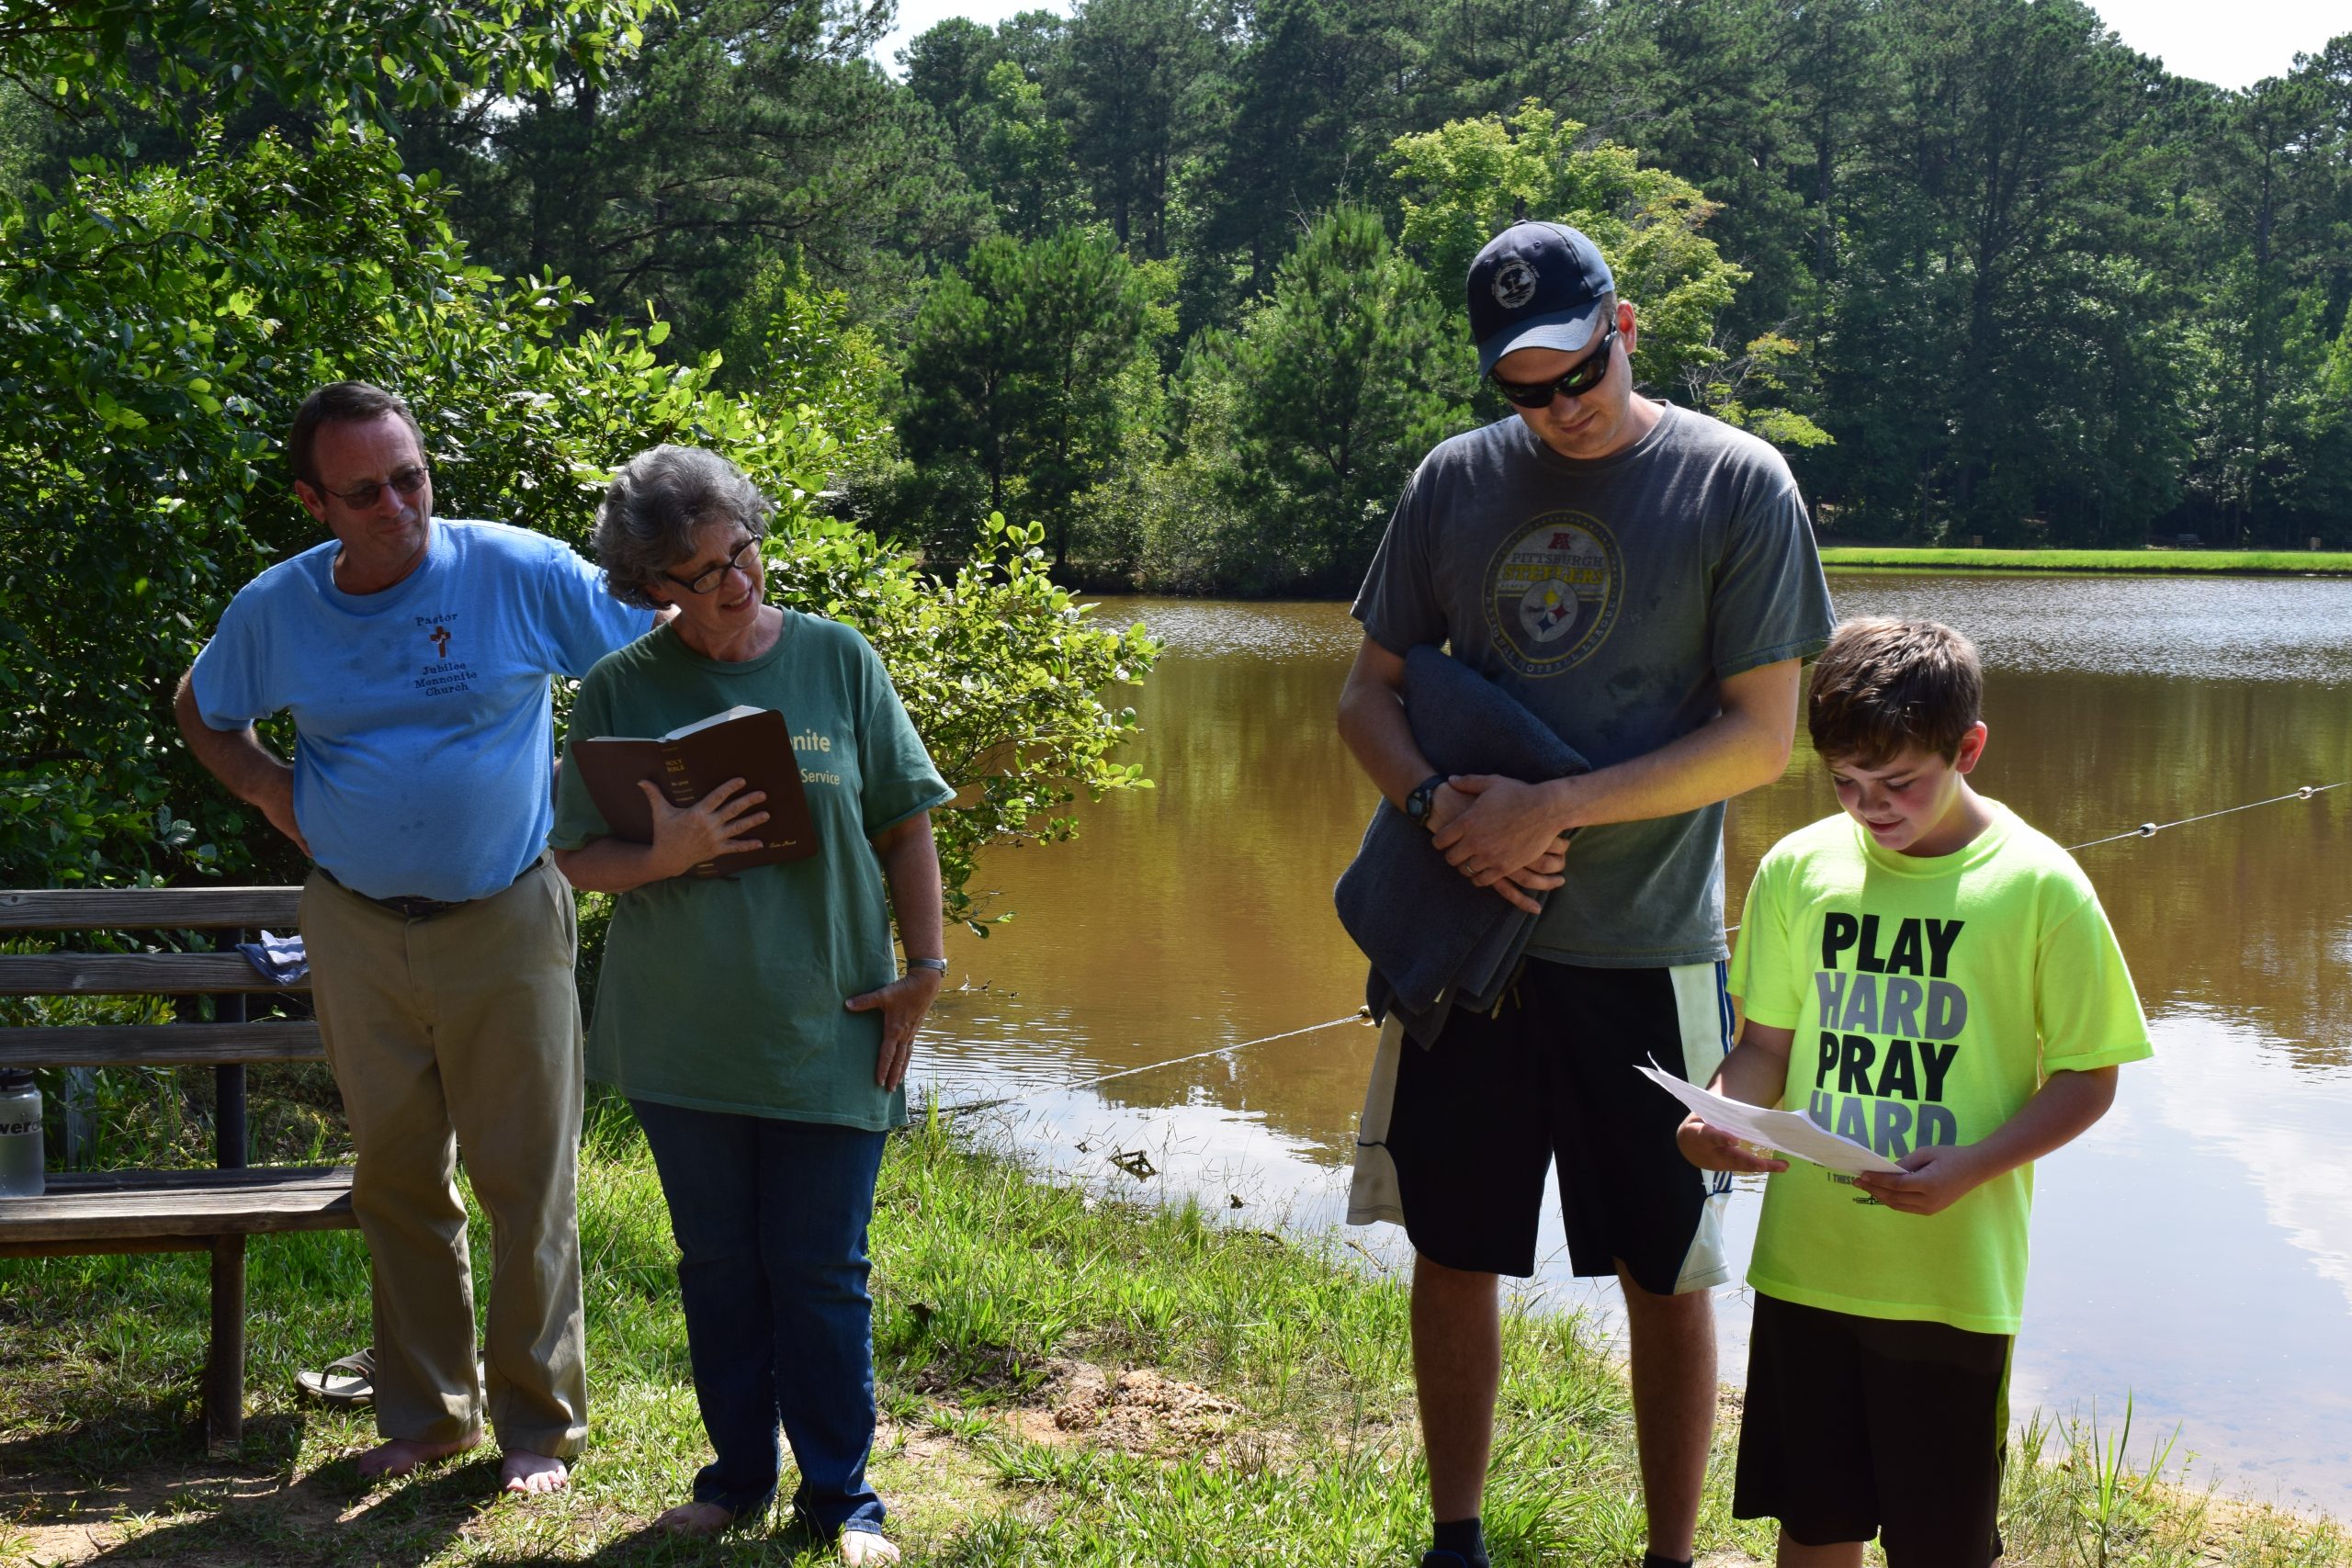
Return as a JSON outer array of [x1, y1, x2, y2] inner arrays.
[[1808, 617, 1984, 766]]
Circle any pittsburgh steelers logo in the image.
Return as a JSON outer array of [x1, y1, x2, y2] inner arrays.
[[1484, 513, 1623, 676], [1490, 258, 1540, 310]]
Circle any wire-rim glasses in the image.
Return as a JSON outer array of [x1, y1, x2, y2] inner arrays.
[[663, 533, 762, 595], [324, 464, 430, 510]]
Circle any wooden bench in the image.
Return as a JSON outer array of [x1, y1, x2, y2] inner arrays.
[[0, 887, 356, 1450]]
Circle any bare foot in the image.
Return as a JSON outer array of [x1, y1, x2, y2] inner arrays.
[[355, 1434, 479, 1479], [500, 1450, 571, 1495], [653, 1501, 736, 1537], [840, 1530, 901, 1565]]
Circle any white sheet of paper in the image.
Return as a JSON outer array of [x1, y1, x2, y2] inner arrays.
[[1635, 1063, 1904, 1176]]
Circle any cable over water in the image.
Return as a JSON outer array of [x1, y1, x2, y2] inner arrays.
[[2063, 780, 2346, 852], [932, 778, 2347, 1115], [933, 1012, 1364, 1115]]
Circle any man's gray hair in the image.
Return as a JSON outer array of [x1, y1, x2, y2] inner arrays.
[[594, 446, 775, 608]]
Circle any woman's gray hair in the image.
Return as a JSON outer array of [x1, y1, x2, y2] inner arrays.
[[593, 446, 775, 608]]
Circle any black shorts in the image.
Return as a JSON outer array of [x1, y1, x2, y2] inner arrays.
[[1735, 1292, 2011, 1567], [1383, 959, 1732, 1292]]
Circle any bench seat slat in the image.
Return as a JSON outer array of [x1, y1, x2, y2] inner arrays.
[[0, 1235, 214, 1259], [0, 1166, 355, 1243], [0, 1021, 324, 1068], [0, 953, 310, 996], [0, 888, 302, 931]]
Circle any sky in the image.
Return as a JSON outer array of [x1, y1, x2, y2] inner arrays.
[[873, 0, 2345, 92]]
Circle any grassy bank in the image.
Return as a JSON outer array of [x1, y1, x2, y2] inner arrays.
[[1820, 547, 2352, 576], [2, 1099, 2343, 1566]]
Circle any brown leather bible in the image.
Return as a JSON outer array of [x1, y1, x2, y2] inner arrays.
[[571, 705, 820, 878]]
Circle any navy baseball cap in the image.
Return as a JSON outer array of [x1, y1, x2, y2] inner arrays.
[[1466, 220, 1615, 377]]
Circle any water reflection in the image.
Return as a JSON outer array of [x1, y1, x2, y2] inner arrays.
[[921, 574, 2352, 1510]]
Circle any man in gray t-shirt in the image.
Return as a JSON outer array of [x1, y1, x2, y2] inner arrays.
[[1337, 221, 1834, 1568]]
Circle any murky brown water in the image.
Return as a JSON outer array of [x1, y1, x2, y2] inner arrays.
[[922, 573, 2352, 1511]]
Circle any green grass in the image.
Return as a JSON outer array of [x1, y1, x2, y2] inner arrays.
[[1819, 547, 2352, 576], [2, 1095, 2345, 1565]]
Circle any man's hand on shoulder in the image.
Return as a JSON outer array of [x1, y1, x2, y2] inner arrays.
[[1430, 774, 1572, 891]]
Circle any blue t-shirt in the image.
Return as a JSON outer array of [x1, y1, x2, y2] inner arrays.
[[190, 518, 652, 902]]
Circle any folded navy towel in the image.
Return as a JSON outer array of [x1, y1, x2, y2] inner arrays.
[[1333, 646, 1589, 1047], [235, 930, 309, 985]]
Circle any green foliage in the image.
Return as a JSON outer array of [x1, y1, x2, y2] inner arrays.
[[1178, 207, 1469, 593], [972, 61, 1090, 239], [1389, 101, 1747, 393], [0, 74, 39, 197], [401, 0, 987, 353], [1059, 0, 1228, 260], [895, 227, 1163, 569], [1804, 0, 2198, 545], [0, 124, 1157, 917], [1690, 332, 1835, 449], [896, 0, 2352, 551], [761, 512, 1160, 935], [714, 254, 899, 462], [1, 0, 657, 128], [0, 123, 543, 887]]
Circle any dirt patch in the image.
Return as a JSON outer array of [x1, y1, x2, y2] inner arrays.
[[1046, 1360, 1241, 1450], [990, 1358, 1295, 1472], [0, 1457, 349, 1567]]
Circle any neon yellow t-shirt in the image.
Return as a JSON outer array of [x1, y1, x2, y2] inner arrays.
[[1727, 803, 2152, 1333]]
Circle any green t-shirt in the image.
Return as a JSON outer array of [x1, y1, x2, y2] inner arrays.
[[1727, 803, 2152, 1333], [551, 613, 952, 1130]]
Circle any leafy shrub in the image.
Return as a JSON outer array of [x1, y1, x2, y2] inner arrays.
[[0, 123, 1157, 916]]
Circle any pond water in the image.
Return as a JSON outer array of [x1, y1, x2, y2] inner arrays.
[[917, 572, 2352, 1514]]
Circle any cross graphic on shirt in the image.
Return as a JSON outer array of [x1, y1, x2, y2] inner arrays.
[[429, 626, 450, 659]]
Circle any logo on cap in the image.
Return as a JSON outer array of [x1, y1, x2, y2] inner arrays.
[[1491, 259, 1540, 310]]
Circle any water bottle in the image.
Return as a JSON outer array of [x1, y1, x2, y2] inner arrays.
[[0, 1070, 43, 1198]]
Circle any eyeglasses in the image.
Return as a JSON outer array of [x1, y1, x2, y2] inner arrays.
[[1490, 321, 1618, 409], [663, 534, 761, 595], [323, 464, 431, 510]]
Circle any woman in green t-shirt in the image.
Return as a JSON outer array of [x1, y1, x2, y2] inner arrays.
[[552, 446, 953, 1565]]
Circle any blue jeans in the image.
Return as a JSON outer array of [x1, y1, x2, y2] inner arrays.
[[630, 1099, 889, 1536]]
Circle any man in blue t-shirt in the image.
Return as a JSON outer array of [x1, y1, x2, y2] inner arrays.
[[174, 382, 651, 1495], [1338, 223, 1835, 1568]]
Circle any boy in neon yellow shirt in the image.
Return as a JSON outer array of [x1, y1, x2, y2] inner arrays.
[[1679, 617, 2152, 1568]]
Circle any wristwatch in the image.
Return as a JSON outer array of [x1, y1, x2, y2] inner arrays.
[[908, 956, 949, 976], [1403, 773, 1447, 824]]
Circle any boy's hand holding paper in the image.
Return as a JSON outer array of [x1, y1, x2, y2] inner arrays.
[[1640, 1061, 1904, 1177], [1676, 1109, 1791, 1175]]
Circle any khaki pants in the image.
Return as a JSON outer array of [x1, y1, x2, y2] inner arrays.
[[300, 855, 589, 1458]]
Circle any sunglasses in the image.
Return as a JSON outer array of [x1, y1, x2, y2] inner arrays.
[[323, 464, 430, 510], [1490, 321, 1618, 409]]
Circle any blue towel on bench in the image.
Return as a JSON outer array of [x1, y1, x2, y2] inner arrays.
[[235, 931, 308, 985], [1333, 646, 1589, 1048]]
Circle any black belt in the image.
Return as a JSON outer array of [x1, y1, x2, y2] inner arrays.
[[324, 856, 542, 921], [369, 891, 468, 919]]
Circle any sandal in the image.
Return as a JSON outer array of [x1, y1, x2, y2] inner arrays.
[[296, 1345, 487, 1407], [296, 1348, 377, 1407]]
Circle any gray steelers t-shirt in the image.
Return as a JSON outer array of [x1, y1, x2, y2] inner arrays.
[[1352, 402, 1835, 967]]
